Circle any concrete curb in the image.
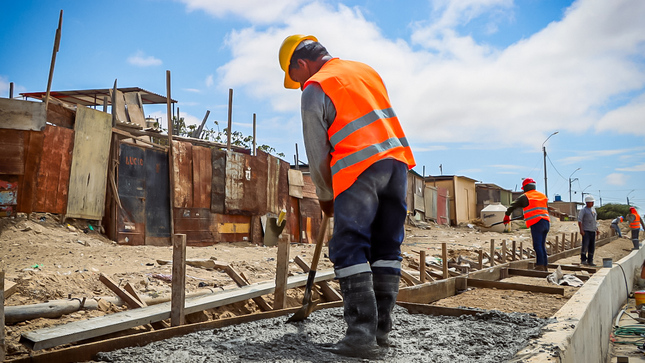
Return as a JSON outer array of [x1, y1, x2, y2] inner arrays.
[[512, 242, 645, 362]]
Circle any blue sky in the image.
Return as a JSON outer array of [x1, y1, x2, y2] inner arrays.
[[2, 0, 645, 211]]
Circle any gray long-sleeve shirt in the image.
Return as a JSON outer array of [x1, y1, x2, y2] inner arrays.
[[578, 206, 598, 231], [300, 83, 336, 202]]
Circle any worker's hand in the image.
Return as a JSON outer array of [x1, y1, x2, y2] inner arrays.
[[580, 230, 585, 236], [503, 215, 511, 225], [319, 199, 334, 217]]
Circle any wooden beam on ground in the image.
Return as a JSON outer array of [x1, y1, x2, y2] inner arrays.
[[98, 274, 143, 309], [273, 235, 290, 310], [400, 269, 421, 286], [398, 301, 483, 317], [467, 278, 565, 295], [171, 234, 186, 326], [10, 301, 344, 363], [547, 264, 596, 273], [4, 279, 17, 298], [293, 256, 342, 302], [507, 268, 589, 281], [123, 283, 170, 329], [20, 270, 336, 350], [155, 259, 229, 270], [226, 266, 274, 310]]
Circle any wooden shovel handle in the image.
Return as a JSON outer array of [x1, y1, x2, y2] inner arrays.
[[309, 214, 329, 272]]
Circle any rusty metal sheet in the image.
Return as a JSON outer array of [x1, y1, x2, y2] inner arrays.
[[302, 174, 318, 199], [287, 196, 300, 243], [210, 149, 226, 214], [0, 129, 25, 175], [66, 106, 111, 220], [299, 198, 323, 244], [174, 208, 214, 246], [224, 151, 266, 215], [17, 131, 44, 213], [0, 175, 18, 216], [266, 153, 280, 215], [34, 125, 74, 214], [0, 98, 46, 131], [210, 213, 251, 244], [144, 147, 170, 246], [277, 158, 290, 214], [437, 186, 450, 226], [172, 140, 193, 208], [191, 145, 212, 209], [117, 143, 146, 245]]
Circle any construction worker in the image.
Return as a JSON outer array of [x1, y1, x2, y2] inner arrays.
[[610, 216, 624, 238], [627, 207, 645, 250], [279, 34, 415, 358], [578, 195, 599, 266], [503, 178, 550, 271]]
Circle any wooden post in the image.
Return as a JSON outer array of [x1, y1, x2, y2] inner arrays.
[[554, 236, 559, 253], [1, 270, 5, 362], [501, 240, 507, 263], [519, 242, 523, 260], [274, 235, 290, 309], [442, 243, 448, 279], [512, 240, 517, 261], [561, 233, 566, 251], [571, 232, 575, 248], [170, 234, 186, 326], [9, 82, 13, 99], [419, 250, 426, 283], [44, 10, 63, 112], [490, 239, 495, 267], [252, 113, 257, 156], [478, 250, 483, 270], [166, 71, 175, 237], [226, 88, 233, 152]]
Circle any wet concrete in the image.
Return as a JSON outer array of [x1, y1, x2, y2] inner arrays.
[[95, 306, 548, 362]]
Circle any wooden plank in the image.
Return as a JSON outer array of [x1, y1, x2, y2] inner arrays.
[[225, 266, 273, 311], [4, 279, 18, 298], [172, 140, 193, 208], [547, 264, 596, 273], [0, 98, 46, 131], [397, 278, 457, 304], [9, 302, 344, 363], [293, 255, 342, 302], [46, 102, 74, 128], [34, 125, 73, 214], [507, 268, 589, 281], [273, 235, 290, 309], [109, 89, 129, 123], [171, 234, 186, 326], [17, 131, 44, 213], [66, 106, 111, 220], [191, 145, 211, 209], [466, 278, 565, 295], [20, 270, 336, 350], [123, 92, 145, 128], [98, 274, 144, 309], [288, 169, 304, 198], [398, 301, 482, 317], [400, 269, 421, 286]]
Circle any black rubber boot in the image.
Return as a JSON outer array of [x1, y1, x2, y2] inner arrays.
[[321, 272, 379, 359], [373, 273, 400, 347]]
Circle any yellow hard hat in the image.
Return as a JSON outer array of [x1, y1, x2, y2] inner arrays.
[[279, 34, 318, 89]]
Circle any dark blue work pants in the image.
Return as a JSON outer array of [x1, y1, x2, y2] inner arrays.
[[329, 159, 408, 279], [530, 218, 550, 267], [581, 230, 596, 264]]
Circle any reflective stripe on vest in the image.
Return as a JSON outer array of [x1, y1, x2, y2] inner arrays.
[[304, 58, 415, 198], [522, 190, 550, 227], [630, 213, 641, 229]]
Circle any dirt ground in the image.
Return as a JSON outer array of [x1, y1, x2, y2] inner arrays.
[[0, 213, 632, 359]]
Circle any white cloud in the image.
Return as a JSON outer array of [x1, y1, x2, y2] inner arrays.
[[605, 173, 627, 186], [205, 74, 214, 87], [596, 93, 645, 137], [209, 0, 645, 149], [180, 0, 305, 24], [127, 51, 162, 67], [184, 88, 201, 93], [616, 163, 645, 172]]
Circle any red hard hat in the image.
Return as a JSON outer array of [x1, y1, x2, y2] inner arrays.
[[522, 178, 536, 188]]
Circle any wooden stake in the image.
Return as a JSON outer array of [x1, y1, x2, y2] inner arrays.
[[519, 242, 523, 259], [226, 266, 273, 310], [274, 234, 290, 309], [555, 236, 559, 253], [166, 71, 175, 238], [171, 234, 186, 326], [252, 113, 257, 156], [1, 270, 5, 362], [501, 240, 507, 263], [44, 10, 63, 112], [478, 250, 483, 270], [442, 242, 448, 279], [490, 239, 495, 267], [293, 256, 342, 302], [512, 240, 517, 261], [562, 233, 566, 251], [419, 250, 426, 283], [226, 88, 233, 152]]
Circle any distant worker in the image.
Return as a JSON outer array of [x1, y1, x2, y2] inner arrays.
[[504, 178, 550, 271], [610, 216, 624, 238], [627, 207, 645, 250], [578, 196, 599, 266], [279, 35, 415, 358]]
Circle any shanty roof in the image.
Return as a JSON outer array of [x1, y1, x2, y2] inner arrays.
[[20, 87, 176, 106]]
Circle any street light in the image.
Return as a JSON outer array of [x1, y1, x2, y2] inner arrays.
[[581, 184, 592, 203], [568, 168, 580, 203], [542, 131, 559, 200], [627, 189, 635, 206]]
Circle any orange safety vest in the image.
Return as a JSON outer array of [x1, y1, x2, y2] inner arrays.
[[304, 58, 416, 198], [523, 190, 550, 227], [630, 212, 641, 230]]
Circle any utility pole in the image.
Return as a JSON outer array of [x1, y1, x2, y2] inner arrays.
[[542, 131, 558, 200]]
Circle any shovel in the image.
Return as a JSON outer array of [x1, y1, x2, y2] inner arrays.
[[487, 216, 523, 227], [287, 213, 330, 322]]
